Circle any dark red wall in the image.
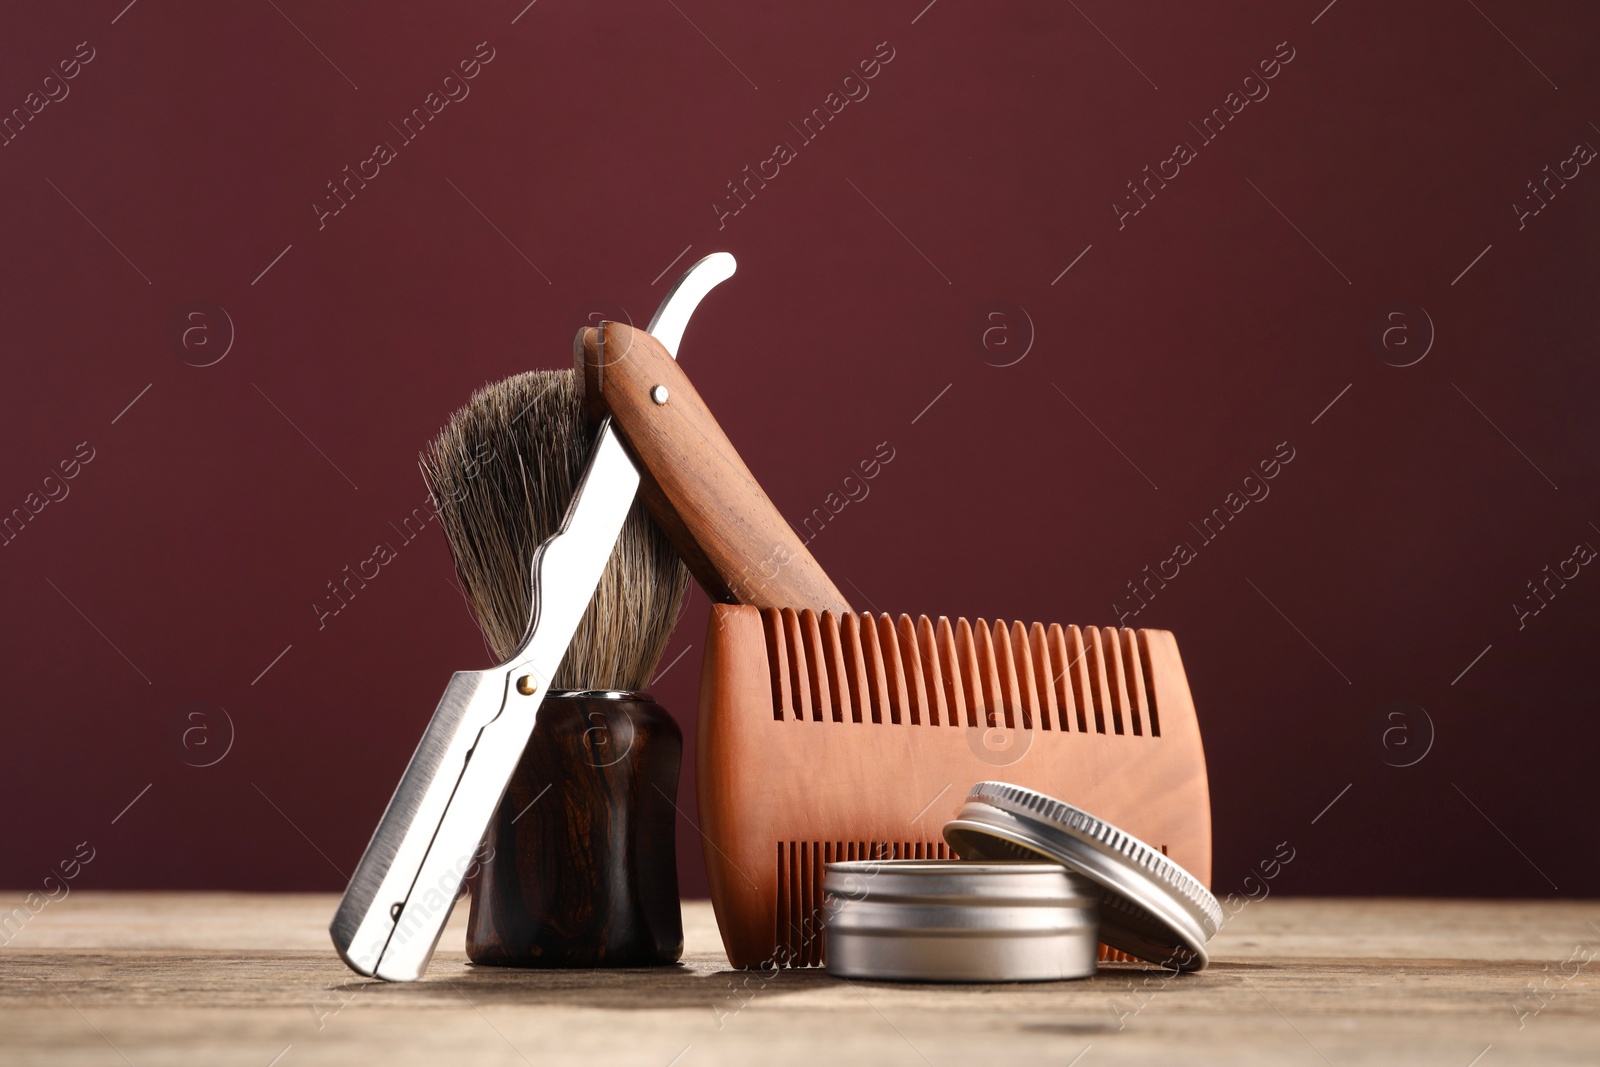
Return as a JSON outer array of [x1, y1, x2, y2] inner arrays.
[[3, 1, 1596, 904]]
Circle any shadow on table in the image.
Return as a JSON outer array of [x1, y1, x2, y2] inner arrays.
[[375, 958, 1267, 1011], [356, 958, 840, 1011]]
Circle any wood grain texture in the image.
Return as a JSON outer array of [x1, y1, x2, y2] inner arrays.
[[4, 894, 1596, 1066], [465, 694, 682, 968], [575, 322, 851, 614]]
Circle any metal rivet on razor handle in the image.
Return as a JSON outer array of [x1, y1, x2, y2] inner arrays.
[[516, 676, 537, 696], [650, 385, 669, 405]]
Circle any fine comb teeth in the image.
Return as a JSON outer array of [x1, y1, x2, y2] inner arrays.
[[696, 604, 1211, 969], [763, 610, 1160, 736]]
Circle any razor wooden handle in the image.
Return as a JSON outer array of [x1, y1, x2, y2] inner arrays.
[[576, 322, 850, 615]]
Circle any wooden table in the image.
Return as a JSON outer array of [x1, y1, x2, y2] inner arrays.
[[3, 894, 1596, 1065]]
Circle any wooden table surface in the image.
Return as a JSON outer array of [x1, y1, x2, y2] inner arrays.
[[2, 893, 1596, 1065]]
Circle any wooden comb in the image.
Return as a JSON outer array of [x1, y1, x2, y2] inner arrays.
[[580, 320, 1211, 968], [696, 605, 1211, 968]]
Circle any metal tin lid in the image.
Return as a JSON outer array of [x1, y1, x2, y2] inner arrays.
[[942, 782, 1222, 971]]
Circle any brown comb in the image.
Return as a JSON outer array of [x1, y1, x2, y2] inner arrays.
[[696, 605, 1211, 969]]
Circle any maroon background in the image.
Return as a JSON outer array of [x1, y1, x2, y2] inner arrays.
[[3, 0, 1596, 904]]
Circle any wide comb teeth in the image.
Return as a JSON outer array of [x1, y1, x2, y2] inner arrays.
[[776, 838, 956, 967], [760, 610, 1161, 738]]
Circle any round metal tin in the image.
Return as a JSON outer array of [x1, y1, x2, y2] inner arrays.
[[943, 782, 1222, 971], [822, 860, 1098, 982]]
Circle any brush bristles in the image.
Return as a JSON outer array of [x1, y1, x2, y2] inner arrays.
[[421, 369, 689, 691]]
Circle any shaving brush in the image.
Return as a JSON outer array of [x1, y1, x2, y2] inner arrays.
[[423, 368, 689, 967]]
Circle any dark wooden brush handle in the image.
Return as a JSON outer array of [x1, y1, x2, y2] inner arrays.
[[576, 322, 851, 615], [465, 693, 683, 967]]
